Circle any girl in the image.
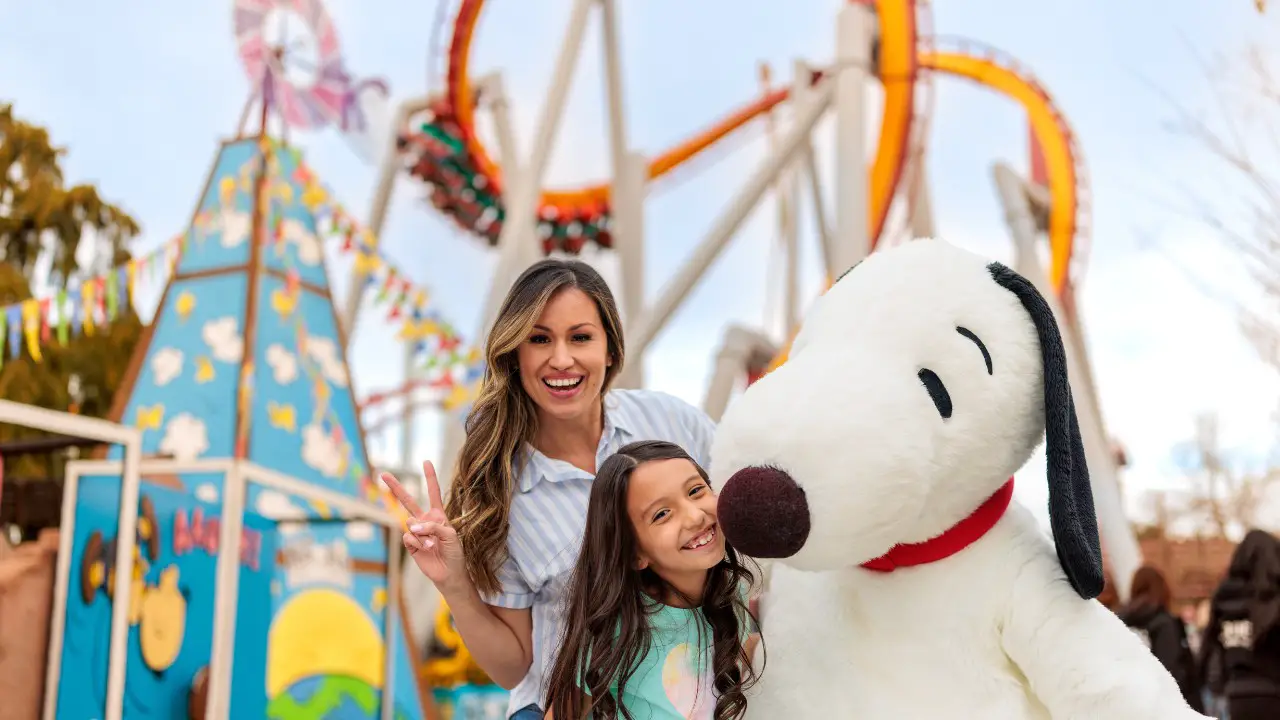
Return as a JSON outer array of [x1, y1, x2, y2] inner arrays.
[[1197, 529, 1280, 720], [391, 258, 719, 719], [1118, 565, 1203, 711], [542, 440, 761, 720]]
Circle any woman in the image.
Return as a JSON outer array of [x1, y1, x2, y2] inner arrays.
[[1197, 529, 1280, 720], [1118, 565, 1203, 711], [399, 258, 719, 720]]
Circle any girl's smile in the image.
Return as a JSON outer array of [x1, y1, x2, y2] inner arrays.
[[682, 524, 718, 551]]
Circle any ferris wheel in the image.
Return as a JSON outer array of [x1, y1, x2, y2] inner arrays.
[[233, 0, 390, 158]]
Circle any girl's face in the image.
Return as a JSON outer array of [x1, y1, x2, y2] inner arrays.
[[627, 457, 726, 585], [516, 287, 612, 423]]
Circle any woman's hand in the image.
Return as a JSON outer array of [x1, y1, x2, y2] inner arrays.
[[382, 461, 469, 598]]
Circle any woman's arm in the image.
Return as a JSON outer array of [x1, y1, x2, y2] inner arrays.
[[442, 581, 535, 690], [389, 464, 537, 690]]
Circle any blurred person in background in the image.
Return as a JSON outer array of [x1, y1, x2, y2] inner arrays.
[[1119, 565, 1204, 712], [1195, 597, 1231, 718], [1197, 529, 1280, 720]]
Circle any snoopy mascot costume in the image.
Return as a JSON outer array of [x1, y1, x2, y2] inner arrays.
[[712, 239, 1207, 719]]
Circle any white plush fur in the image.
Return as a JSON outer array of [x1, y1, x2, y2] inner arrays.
[[711, 239, 1208, 719]]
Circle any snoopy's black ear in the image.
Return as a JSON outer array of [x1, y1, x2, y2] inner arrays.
[[987, 262, 1103, 599]]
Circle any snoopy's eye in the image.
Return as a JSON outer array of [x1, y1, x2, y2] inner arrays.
[[956, 326, 993, 375], [917, 368, 953, 419]]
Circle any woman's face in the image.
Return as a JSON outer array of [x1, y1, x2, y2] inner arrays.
[[627, 457, 726, 582], [516, 287, 612, 424]]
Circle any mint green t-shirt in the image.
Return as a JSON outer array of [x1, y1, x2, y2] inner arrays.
[[583, 590, 754, 720]]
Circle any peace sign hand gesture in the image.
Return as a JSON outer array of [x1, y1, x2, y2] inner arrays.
[[382, 461, 468, 597]]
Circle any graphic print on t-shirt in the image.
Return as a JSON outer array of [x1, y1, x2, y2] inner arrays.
[[661, 641, 715, 719]]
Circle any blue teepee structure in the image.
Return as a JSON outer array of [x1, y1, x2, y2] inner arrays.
[[50, 135, 430, 720]]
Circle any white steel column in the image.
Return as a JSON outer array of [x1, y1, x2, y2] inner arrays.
[[380, 536, 401, 720], [206, 461, 247, 720], [600, 0, 646, 389], [702, 325, 777, 421], [473, 72, 531, 341], [485, 73, 524, 213], [832, 2, 873, 276], [802, 140, 836, 274], [992, 161, 1140, 602], [614, 152, 647, 388], [781, 60, 809, 334], [478, 0, 597, 335], [427, 71, 525, 531], [629, 78, 835, 357], [103, 437, 143, 720], [909, 165, 937, 239]]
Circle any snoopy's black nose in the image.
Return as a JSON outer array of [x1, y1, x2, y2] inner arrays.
[[717, 465, 810, 558]]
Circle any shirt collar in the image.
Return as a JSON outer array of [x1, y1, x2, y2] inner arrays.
[[517, 393, 635, 493]]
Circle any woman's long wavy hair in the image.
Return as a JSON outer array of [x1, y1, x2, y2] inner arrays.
[[543, 441, 763, 720], [445, 258, 625, 596]]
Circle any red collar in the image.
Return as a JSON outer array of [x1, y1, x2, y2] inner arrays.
[[860, 478, 1015, 573]]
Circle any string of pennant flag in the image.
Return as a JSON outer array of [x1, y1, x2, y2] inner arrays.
[[279, 141, 484, 412], [0, 140, 485, 413], [0, 234, 185, 368]]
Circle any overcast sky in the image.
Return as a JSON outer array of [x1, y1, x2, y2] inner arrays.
[[2, 0, 1276, 530]]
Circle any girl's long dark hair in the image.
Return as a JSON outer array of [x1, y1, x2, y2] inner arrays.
[[544, 440, 763, 720]]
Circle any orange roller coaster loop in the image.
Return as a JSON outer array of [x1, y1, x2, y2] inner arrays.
[[920, 38, 1091, 296]]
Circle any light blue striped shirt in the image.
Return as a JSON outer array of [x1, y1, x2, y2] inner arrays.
[[480, 388, 716, 715]]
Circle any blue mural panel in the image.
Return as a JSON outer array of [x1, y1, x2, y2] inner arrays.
[[54, 474, 276, 720], [247, 274, 368, 511], [177, 139, 260, 276], [260, 144, 330, 290], [109, 273, 247, 467], [262, 519, 423, 720]]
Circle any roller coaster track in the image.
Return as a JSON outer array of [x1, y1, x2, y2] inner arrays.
[[399, 0, 930, 254], [761, 35, 1092, 373], [921, 37, 1091, 294], [384, 2, 1093, 400]]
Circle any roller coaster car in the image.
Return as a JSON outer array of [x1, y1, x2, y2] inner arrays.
[[422, 600, 495, 688]]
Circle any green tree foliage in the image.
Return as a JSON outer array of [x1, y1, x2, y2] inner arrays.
[[0, 104, 143, 479]]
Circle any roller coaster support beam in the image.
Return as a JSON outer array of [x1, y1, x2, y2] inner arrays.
[[909, 165, 937, 239], [430, 70, 529, 532], [341, 95, 435, 340], [833, 1, 874, 276], [629, 76, 836, 357], [614, 152, 648, 388], [601, 0, 647, 389], [478, 0, 597, 336], [702, 325, 779, 421], [802, 139, 836, 275], [782, 59, 812, 335], [992, 161, 1140, 602]]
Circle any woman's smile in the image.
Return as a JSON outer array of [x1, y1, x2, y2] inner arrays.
[[542, 373, 586, 399]]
